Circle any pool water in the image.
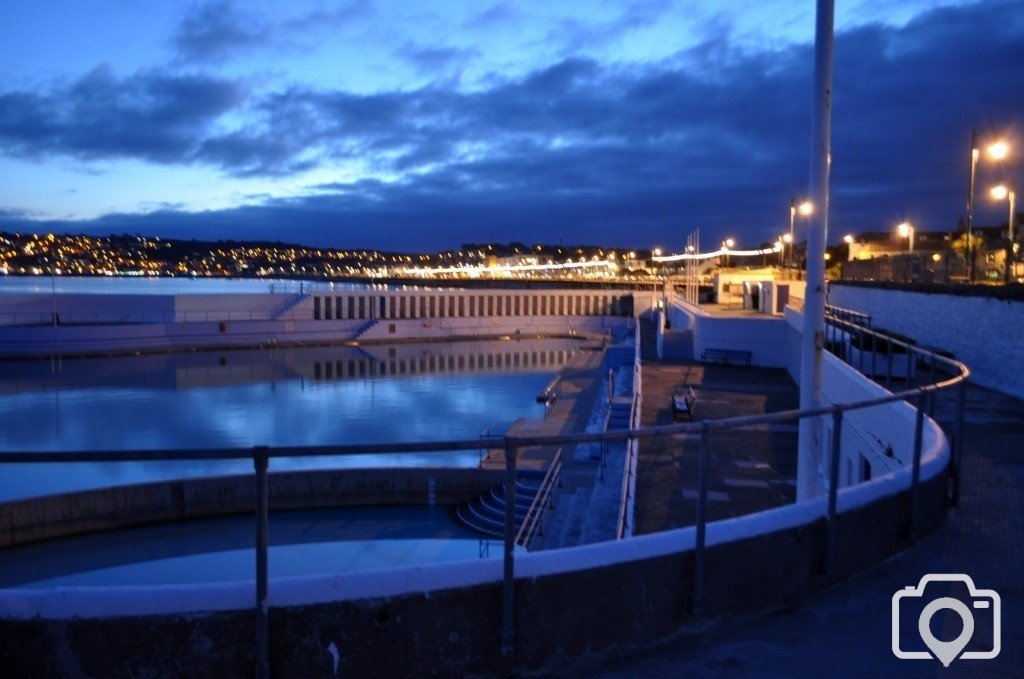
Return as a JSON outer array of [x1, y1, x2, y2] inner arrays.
[[0, 338, 578, 501], [0, 506, 493, 588]]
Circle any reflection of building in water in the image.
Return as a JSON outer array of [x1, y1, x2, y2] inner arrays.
[[307, 340, 577, 382], [0, 339, 581, 394]]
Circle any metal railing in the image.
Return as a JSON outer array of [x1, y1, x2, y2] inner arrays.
[[824, 303, 871, 327], [0, 318, 969, 673], [514, 450, 563, 548], [615, 319, 643, 539]]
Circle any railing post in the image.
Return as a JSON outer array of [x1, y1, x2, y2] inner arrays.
[[501, 437, 517, 657], [825, 409, 843, 574], [870, 331, 877, 378], [908, 393, 926, 540], [692, 426, 711, 616], [952, 379, 967, 507], [928, 354, 938, 416], [885, 336, 893, 390], [253, 446, 270, 679]]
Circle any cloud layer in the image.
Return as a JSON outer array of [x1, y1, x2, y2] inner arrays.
[[0, 0, 1021, 250]]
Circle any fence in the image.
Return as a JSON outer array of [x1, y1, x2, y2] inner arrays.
[[0, 321, 969, 676]]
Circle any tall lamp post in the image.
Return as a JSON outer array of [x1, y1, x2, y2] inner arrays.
[[967, 134, 1010, 282], [991, 183, 1017, 283], [897, 221, 915, 253], [722, 238, 735, 267]]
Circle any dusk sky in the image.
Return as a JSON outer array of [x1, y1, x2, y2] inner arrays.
[[1, 0, 1021, 251]]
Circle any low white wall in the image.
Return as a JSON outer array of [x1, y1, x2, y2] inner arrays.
[[785, 307, 930, 494], [829, 284, 1023, 399], [667, 296, 788, 367], [0, 315, 631, 358]]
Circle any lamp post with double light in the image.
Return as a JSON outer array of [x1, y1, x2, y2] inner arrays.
[[966, 133, 1010, 282], [991, 183, 1017, 283]]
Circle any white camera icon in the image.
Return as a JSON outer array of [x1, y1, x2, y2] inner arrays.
[[892, 574, 1001, 666]]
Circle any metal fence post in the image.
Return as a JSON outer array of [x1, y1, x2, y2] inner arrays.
[[692, 426, 711, 616], [928, 355, 938, 416], [952, 380, 967, 507], [825, 409, 843, 573], [253, 446, 270, 679], [908, 393, 926, 540], [501, 437, 517, 657], [870, 331, 877, 378]]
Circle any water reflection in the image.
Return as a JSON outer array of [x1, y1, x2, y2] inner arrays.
[[0, 338, 579, 501], [0, 507, 486, 588]]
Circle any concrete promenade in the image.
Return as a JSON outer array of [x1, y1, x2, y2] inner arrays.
[[589, 380, 1024, 677]]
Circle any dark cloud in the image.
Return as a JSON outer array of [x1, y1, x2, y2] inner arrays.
[[172, 0, 270, 63], [397, 43, 478, 75], [172, 0, 373, 63], [3, 0, 1023, 250], [0, 65, 245, 164]]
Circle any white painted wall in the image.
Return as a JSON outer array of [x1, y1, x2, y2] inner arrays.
[[667, 296, 787, 368], [829, 284, 1024, 399], [785, 306, 939, 495]]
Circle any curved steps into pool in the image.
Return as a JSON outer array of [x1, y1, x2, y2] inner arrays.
[[453, 471, 546, 539]]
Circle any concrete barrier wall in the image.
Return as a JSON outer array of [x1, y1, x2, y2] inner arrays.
[[0, 468, 948, 677], [0, 467, 502, 549], [667, 297, 788, 367], [0, 314, 632, 358], [0, 287, 645, 357], [829, 282, 1024, 399], [784, 306, 929, 494]]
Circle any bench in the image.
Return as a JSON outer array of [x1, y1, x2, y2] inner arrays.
[[672, 386, 697, 420], [701, 348, 752, 366]]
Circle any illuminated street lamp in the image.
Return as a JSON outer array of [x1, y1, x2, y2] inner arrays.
[[897, 222, 915, 253], [966, 131, 1010, 282], [787, 199, 815, 268], [843, 234, 854, 244], [991, 183, 1017, 283], [722, 238, 734, 267], [652, 247, 663, 257]]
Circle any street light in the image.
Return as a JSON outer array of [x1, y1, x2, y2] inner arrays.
[[652, 247, 663, 257], [897, 222, 915, 253], [991, 183, 1017, 283], [966, 131, 1010, 282], [787, 199, 813, 267], [843, 234, 854, 244], [722, 238, 734, 267]]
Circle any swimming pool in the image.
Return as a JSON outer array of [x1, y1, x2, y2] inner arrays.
[[0, 506, 492, 588], [0, 337, 579, 501]]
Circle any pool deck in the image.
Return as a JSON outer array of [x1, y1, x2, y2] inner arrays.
[[632, 358, 799, 534]]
